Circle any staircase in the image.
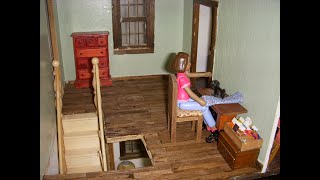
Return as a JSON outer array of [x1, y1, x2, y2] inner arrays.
[[52, 57, 108, 174], [62, 112, 103, 174]]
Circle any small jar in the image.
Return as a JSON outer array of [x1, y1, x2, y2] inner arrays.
[[117, 160, 135, 170]]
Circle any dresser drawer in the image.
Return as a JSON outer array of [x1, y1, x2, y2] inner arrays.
[[86, 37, 97, 47], [74, 37, 86, 47], [77, 57, 108, 69], [97, 36, 107, 46], [78, 69, 108, 80], [77, 59, 90, 69], [76, 48, 107, 58]]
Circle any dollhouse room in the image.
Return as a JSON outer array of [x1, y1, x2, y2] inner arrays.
[[40, 0, 280, 179]]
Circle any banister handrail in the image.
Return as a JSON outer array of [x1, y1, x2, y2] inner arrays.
[[52, 60, 66, 174], [91, 57, 108, 171]]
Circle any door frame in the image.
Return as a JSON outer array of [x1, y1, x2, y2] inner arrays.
[[190, 0, 219, 88]]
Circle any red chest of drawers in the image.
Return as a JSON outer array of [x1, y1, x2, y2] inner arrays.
[[71, 31, 112, 88]]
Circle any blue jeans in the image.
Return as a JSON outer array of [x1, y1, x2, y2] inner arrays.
[[177, 98, 216, 128]]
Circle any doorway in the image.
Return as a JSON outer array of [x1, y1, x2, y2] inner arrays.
[[190, 0, 219, 89]]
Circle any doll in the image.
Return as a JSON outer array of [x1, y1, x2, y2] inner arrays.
[[170, 52, 219, 142]]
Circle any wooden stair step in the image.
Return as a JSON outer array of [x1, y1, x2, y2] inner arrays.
[[67, 165, 102, 174], [65, 147, 101, 157], [65, 153, 101, 168], [62, 112, 97, 121], [62, 118, 98, 133], [64, 130, 100, 150], [64, 130, 99, 138]]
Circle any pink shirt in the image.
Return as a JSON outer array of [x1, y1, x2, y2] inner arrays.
[[177, 73, 190, 101]]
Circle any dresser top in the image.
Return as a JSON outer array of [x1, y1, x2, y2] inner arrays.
[[71, 31, 109, 36]]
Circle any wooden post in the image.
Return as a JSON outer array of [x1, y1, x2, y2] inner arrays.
[[91, 57, 108, 171], [52, 60, 66, 174]]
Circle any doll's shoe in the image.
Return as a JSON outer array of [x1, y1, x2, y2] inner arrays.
[[205, 130, 219, 143]]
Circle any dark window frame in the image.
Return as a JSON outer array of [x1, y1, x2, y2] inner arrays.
[[112, 0, 155, 55], [119, 139, 149, 160]]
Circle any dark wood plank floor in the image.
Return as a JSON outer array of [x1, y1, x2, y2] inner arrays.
[[44, 75, 279, 180]]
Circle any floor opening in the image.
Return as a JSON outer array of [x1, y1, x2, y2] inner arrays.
[[113, 139, 152, 170]]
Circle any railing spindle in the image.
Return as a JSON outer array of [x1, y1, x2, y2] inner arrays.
[[91, 57, 108, 171]]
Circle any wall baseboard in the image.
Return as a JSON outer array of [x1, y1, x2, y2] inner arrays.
[[112, 74, 167, 81], [65, 74, 169, 84]]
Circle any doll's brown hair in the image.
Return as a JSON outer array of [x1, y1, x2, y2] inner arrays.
[[170, 52, 189, 73]]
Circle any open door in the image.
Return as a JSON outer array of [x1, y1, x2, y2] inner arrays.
[[190, 0, 219, 89]]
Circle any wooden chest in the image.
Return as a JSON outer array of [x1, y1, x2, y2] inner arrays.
[[217, 131, 260, 169], [224, 122, 263, 151], [71, 31, 112, 88]]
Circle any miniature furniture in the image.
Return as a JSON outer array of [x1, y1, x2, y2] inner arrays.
[[71, 31, 112, 88], [168, 74, 203, 143], [217, 131, 260, 169], [197, 88, 247, 130]]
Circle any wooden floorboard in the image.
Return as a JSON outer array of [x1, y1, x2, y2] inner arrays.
[[44, 75, 279, 179]]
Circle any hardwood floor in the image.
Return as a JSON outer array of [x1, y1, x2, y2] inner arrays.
[[44, 75, 279, 179]]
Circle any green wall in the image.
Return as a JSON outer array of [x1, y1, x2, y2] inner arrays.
[[40, 0, 58, 178], [214, 0, 280, 164], [182, 0, 193, 55], [56, 0, 186, 81]]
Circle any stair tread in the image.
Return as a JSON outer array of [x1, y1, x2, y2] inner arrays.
[[64, 130, 99, 138], [67, 165, 102, 174], [65, 147, 101, 157], [62, 113, 97, 121]]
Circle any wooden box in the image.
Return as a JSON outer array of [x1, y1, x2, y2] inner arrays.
[[223, 122, 263, 151], [217, 131, 260, 169]]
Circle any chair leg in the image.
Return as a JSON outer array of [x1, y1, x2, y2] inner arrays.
[[196, 117, 203, 143], [191, 121, 195, 131], [171, 119, 176, 143]]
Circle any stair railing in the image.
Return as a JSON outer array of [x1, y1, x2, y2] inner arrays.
[[52, 60, 67, 174], [91, 57, 108, 171]]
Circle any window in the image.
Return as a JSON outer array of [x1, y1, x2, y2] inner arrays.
[[119, 139, 149, 160], [112, 0, 155, 54]]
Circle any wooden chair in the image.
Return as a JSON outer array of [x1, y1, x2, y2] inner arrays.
[[167, 74, 203, 143]]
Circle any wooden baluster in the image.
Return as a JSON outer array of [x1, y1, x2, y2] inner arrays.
[[52, 60, 66, 174], [92, 67, 98, 111], [91, 57, 108, 171]]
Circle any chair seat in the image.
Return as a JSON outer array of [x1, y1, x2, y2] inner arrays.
[[177, 108, 202, 117]]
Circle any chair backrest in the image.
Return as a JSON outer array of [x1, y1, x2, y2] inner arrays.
[[168, 74, 177, 122]]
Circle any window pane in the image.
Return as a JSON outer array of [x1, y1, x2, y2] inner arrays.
[[120, 5, 128, 17], [128, 0, 137, 4], [128, 5, 137, 17], [137, 0, 145, 4], [122, 35, 128, 46], [137, 5, 145, 17], [138, 21, 145, 33], [121, 22, 129, 34], [129, 22, 138, 45], [121, 22, 129, 46], [120, 0, 128, 5], [139, 34, 146, 45]]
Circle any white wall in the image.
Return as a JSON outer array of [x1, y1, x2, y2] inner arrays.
[[40, 0, 59, 178], [214, 0, 280, 166], [55, 0, 186, 81], [113, 142, 152, 169]]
